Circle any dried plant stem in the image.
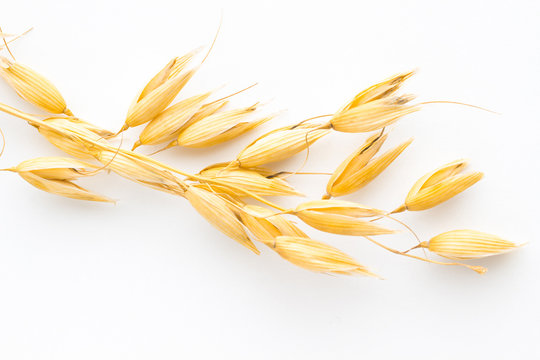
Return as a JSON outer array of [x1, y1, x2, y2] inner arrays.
[[269, 171, 333, 177], [0, 27, 32, 52], [0, 126, 5, 157], [362, 236, 486, 274], [291, 114, 334, 128], [418, 100, 499, 115], [0, 25, 16, 60], [0, 102, 39, 124]]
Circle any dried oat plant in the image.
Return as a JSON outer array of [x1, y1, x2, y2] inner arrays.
[[0, 25, 523, 278]]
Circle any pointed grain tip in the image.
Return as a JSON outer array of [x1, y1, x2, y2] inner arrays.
[[389, 204, 406, 214], [115, 124, 129, 136], [471, 265, 487, 275], [367, 271, 384, 279]]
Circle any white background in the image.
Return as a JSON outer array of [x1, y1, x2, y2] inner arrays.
[[0, 0, 539, 358]]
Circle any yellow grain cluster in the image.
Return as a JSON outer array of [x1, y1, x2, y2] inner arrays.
[[393, 159, 484, 213], [0, 30, 522, 277], [4, 156, 112, 202], [0, 56, 72, 115], [235, 205, 376, 276]]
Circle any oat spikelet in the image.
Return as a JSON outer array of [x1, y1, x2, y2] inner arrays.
[[6, 156, 98, 180], [138, 51, 198, 101], [17, 172, 113, 202], [93, 150, 185, 196], [199, 163, 302, 197], [122, 54, 197, 130], [273, 236, 379, 276], [291, 200, 395, 236], [184, 185, 259, 254], [234, 123, 330, 167], [326, 138, 412, 197], [5, 157, 112, 202], [175, 104, 271, 148], [338, 71, 415, 113], [36, 117, 110, 159], [325, 132, 387, 197], [330, 132, 388, 184], [328, 95, 419, 133], [393, 159, 484, 213], [419, 230, 521, 260], [0, 56, 72, 115], [133, 91, 212, 149]]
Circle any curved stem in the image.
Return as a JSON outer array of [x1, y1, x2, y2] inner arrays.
[[384, 213, 420, 244], [0, 25, 16, 60], [0, 126, 5, 157], [0, 102, 40, 124], [208, 83, 257, 105], [269, 171, 332, 178], [362, 235, 486, 274], [291, 114, 333, 129], [418, 100, 499, 115], [0, 27, 33, 52]]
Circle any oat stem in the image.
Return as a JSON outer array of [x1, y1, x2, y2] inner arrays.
[[362, 235, 486, 274]]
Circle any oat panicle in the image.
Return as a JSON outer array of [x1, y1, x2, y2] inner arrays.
[[0, 27, 519, 278]]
